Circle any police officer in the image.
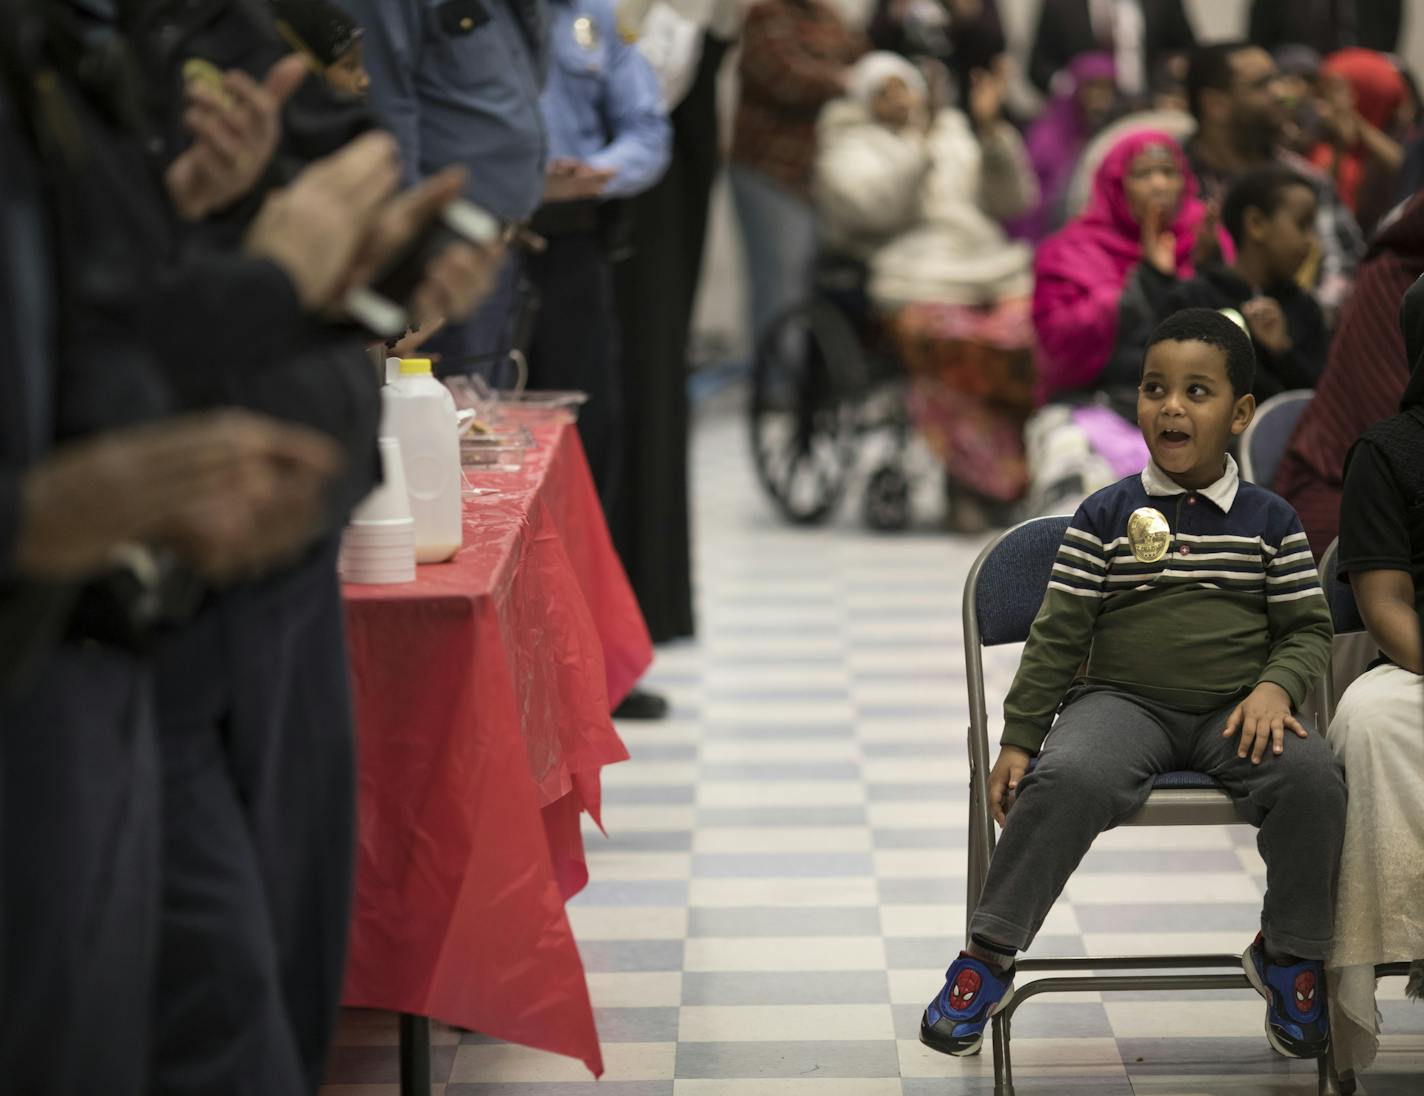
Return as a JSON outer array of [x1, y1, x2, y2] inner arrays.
[[347, 0, 548, 371], [109, 4, 496, 1091], [528, 0, 669, 504], [0, 4, 378, 1089], [6, 6, 495, 1094], [525, 0, 671, 717]]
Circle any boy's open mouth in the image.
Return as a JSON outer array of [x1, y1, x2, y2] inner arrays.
[[1159, 429, 1191, 447]]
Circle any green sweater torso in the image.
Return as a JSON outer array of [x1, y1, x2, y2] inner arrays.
[[1002, 465, 1334, 753]]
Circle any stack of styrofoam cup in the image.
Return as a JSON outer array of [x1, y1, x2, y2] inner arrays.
[[340, 437, 416, 584]]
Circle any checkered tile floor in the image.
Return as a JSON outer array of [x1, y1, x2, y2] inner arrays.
[[321, 401, 1424, 1096]]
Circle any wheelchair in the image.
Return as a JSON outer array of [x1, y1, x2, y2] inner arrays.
[[747, 255, 918, 531]]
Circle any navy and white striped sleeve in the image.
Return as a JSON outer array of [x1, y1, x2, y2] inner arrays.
[[1002, 508, 1107, 752], [1048, 517, 1110, 599]]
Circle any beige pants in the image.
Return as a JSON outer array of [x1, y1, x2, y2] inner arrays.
[[1325, 663, 1424, 1074]]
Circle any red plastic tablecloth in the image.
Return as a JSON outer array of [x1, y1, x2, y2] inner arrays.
[[340, 413, 653, 1078]]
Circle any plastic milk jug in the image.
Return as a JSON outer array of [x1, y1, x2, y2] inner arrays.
[[381, 358, 462, 563]]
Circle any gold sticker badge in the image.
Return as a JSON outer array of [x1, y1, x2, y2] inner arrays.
[[1127, 507, 1172, 564], [182, 58, 233, 110]]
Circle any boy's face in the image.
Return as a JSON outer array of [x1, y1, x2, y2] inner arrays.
[[1250, 183, 1319, 284], [325, 43, 370, 100], [1138, 340, 1255, 490]]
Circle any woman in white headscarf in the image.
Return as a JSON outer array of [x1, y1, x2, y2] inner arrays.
[[813, 51, 1039, 528]]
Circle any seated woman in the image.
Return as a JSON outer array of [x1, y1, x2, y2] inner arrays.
[[1275, 192, 1424, 557], [1310, 48, 1409, 238], [1027, 128, 1221, 508], [1006, 51, 1120, 244], [813, 52, 1038, 527], [1326, 275, 1424, 1085]]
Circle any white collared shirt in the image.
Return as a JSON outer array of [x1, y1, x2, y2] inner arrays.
[[1140, 453, 1241, 512]]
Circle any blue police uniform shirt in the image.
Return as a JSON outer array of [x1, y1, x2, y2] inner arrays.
[[540, 0, 671, 200], [347, 0, 550, 223]]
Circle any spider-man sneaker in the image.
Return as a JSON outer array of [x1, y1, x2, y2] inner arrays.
[[920, 951, 1015, 1057], [1242, 933, 1329, 1058]]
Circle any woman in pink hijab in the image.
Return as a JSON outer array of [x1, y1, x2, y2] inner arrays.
[[1027, 128, 1226, 508]]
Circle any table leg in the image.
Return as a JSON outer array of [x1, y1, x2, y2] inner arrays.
[[399, 1013, 432, 1096]]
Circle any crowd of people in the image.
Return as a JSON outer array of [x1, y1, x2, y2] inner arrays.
[[1, 0, 1422, 1093], [730, 3, 1424, 542]]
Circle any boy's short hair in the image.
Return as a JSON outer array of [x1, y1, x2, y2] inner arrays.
[[1145, 308, 1257, 397], [1220, 166, 1316, 247]]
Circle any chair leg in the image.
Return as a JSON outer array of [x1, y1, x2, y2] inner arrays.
[[965, 793, 982, 941], [997, 1011, 1016, 1096], [1317, 1046, 1343, 1096]]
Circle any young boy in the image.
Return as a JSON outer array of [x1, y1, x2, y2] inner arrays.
[[1161, 167, 1328, 399], [923, 309, 1344, 1060]]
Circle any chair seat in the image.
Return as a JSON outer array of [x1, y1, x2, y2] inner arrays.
[[1153, 771, 1223, 790], [1025, 761, 1224, 793]]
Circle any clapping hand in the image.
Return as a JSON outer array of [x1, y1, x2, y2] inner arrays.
[[543, 159, 615, 203], [1141, 200, 1178, 276], [166, 55, 309, 221]]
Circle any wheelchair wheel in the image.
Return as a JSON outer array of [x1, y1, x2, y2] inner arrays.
[[863, 463, 912, 532], [748, 300, 865, 525]]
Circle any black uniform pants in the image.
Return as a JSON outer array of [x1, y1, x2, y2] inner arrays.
[[150, 538, 355, 1095], [0, 646, 159, 1096], [524, 231, 622, 513]]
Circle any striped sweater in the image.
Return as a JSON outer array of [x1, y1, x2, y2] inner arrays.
[[1002, 457, 1334, 753]]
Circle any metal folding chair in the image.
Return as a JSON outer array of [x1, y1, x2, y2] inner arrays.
[[1313, 538, 1414, 1094], [962, 516, 1341, 1096], [1239, 389, 1313, 486]]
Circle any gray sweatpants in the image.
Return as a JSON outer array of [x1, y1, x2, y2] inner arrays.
[[971, 688, 1347, 961]]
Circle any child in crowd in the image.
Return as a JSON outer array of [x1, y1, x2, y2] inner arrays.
[[272, 0, 370, 100], [1162, 167, 1328, 400], [1325, 274, 1424, 1080], [922, 309, 1344, 1061]]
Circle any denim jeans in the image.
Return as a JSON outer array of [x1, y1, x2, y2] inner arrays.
[[729, 164, 818, 352]]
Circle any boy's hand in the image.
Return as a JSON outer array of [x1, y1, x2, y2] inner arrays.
[[1222, 682, 1307, 764], [1242, 297, 1292, 355], [987, 746, 1033, 826]]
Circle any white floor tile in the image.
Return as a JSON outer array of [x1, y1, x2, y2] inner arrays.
[[585, 971, 684, 1008], [582, 852, 693, 881], [568, 906, 689, 941], [674, 1082, 904, 1096], [696, 781, 867, 808], [1065, 873, 1265, 905], [688, 877, 880, 909], [693, 826, 873, 854], [684, 936, 887, 972], [449, 1041, 675, 1082], [677, 1003, 896, 1042], [595, 805, 697, 833]]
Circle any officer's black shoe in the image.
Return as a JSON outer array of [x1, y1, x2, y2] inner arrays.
[[614, 688, 669, 721]]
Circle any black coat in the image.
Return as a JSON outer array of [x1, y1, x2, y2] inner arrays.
[[1249, 0, 1403, 56], [1027, 0, 1196, 94], [1161, 263, 1330, 400]]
